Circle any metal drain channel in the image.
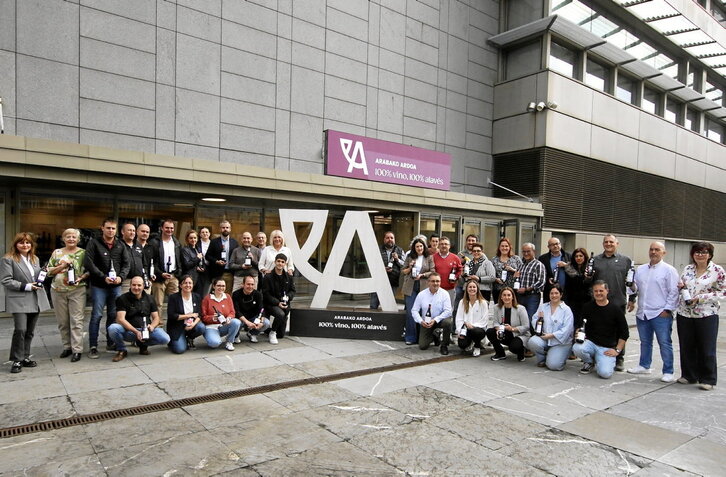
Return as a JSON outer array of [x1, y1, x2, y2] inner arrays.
[[0, 354, 464, 438]]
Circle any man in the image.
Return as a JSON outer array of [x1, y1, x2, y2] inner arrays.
[[433, 236, 461, 309], [229, 231, 261, 291], [410, 273, 453, 355], [206, 220, 239, 292], [370, 231, 404, 310], [626, 242, 679, 382], [455, 234, 478, 313], [256, 231, 267, 250], [262, 253, 295, 345], [233, 275, 268, 343], [586, 234, 632, 371], [538, 237, 571, 301], [108, 276, 170, 362], [84, 217, 131, 358], [573, 281, 629, 379], [428, 234, 440, 256], [120, 223, 149, 294], [149, 219, 182, 326], [514, 243, 546, 319]]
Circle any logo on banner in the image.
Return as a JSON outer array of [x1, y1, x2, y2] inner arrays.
[[340, 138, 368, 176], [280, 209, 396, 312]]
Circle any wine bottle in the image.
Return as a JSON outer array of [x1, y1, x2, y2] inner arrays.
[[625, 266, 635, 287], [244, 254, 252, 266], [513, 279, 520, 290], [141, 316, 149, 340], [459, 324, 467, 337], [166, 256, 172, 273], [534, 315, 544, 336], [108, 261, 117, 281], [501, 269, 508, 282], [497, 324, 505, 341], [67, 264, 76, 286], [424, 304, 432, 323], [585, 253, 595, 276], [281, 291, 289, 306], [36, 265, 47, 287], [575, 318, 586, 344], [448, 267, 456, 283]]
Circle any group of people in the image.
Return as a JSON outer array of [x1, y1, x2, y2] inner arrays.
[[380, 232, 723, 390], [1, 218, 296, 371]]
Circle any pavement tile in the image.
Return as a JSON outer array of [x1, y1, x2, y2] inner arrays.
[[157, 373, 246, 400], [528, 380, 633, 411], [204, 350, 282, 372], [0, 395, 75, 428], [501, 428, 646, 476], [631, 460, 700, 476], [184, 394, 291, 430], [307, 339, 391, 357], [386, 361, 465, 385], [60, 366, 152, 394], [348, 420, 547, 476], [96, 429, 244, 476], [368, 385, 474, 419], [0, 374, 67, 404], [264, 382, 359, 412], [262, 346, 333, 364], [334, 371, 417, 397], [83, 408, 206, 453], [11, 453, 107, 476], [298, 396, 413, 440], [660, 437, 726, 477], [137, 357, 225, 382], [486, 389, 594, 426], [69, 383, 171, 415], [230, 364, 312, 387], [214, 413, 342, 466], [339, 349, 412, 367], [559, 411, 693, 460], [0, 428, 96, 475], [291, 356, 362, 376], [252, 440, 402, 476]]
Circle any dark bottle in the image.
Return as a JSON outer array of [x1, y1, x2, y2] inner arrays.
[[552, 266, 559, 282], [67, 264, 76, 286], [424, 304, 432, 322], [463, 260, 470, 277], [501, 269, 508, 282], [141, 316, 149, 340], [448, 267, 457, 283], [142, 267, 150, 289], [281, 291, 289, 307], [220, 249, 227, 262], [213, 306, 226, 324], [513, 278, 520, 290], [497, 324, 505, 341], [534, 315, 544, 336], [254, 308, 264, 325], [585, 253, 595, 276], [625, 265, 635, 287], [575, 318, 587, 344], [36, 265, 48, 287], [166, 256, 172, 273], [149, 259, 155, 279], [107, 261, 117, 281], [244, 253, 252, 267]]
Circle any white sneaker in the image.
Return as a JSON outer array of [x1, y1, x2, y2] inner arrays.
[[464, 342, 475, 353], [247, 332, 258, 343], [234, 336, 241, 344], [627, 365, 652, 375], [472, 347, 481, 357], [268, 331, 278, 345], [224, 341, 235, 351], [661, 373, 675, 383]]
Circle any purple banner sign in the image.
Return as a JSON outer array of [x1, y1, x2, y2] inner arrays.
[[324, 130, 451, 191]]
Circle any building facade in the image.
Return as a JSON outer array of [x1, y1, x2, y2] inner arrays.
[[0, 0, 723, 293]]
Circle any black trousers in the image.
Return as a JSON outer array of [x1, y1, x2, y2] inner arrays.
[[485, 328, 525, 358], [677, 314, 718, 385], [457, 327, 487, 350], [268, 306, 289, 338], [10, 312, 39, 362]]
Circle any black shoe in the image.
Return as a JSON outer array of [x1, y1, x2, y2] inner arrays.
[[186, 338, 196, 350], [517, 355, 525, 362], [10, 361, 22, 373], [440, 345, 449, 356], [432, 329, 441, 347], [21, 359, 37, 368], [580, 363, 593, 374], [59, 349, 73, 358], [614, 361, 625, 372], [106, 342, 116, 352], [88, 347, 99, 359], [490, 354, 507, 361], [71, 353, 82, 362], [139, 345, 149, 355]]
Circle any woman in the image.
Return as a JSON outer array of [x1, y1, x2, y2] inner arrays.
[[181, 230, 206, 295], [47, 228, 89, 362], [201, 278, 242, 350], [486, 286, 530, 361], [1, 233, 51, 373], [527, 284, 573, 371], [465, 242, 496, 301], [166, 275, 206, 354], [401, 238, 434, 345], [258, 230, 295, 276], [564, 247, 591, 329], [455, 281, 489, 357], [676, 242, 725, 390], [195, 227, 212, 295], [491, 238, 522, 303]]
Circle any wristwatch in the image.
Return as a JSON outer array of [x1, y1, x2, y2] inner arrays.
[[615, 348, 622, 354]]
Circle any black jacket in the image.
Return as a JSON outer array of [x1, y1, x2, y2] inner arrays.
[[148, 236, 183, 282], [205, 236, 239, 280], [262, 270, 296, 308], [232, 288, 263, 321], [166, 292, 202, 341], [123, 240, 147, 280], [538, 250, 571, 300], [181, 245, 203, 283], [84, 237, 131, 288], [379, 244, 404, 287]]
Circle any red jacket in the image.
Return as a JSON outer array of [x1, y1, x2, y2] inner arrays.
[[201, 293, 235, 325], [433, 253, 462, 290]]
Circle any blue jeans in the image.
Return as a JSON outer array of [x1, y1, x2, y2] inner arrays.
[[636, 315, 674, 374], [203, 319, 242, 348], [107, 323, 170, 352], [244, 318, 270, 335], [518, 293, 541, 320], [527, 335, 571, 371], [168, 322, 206, 354], [573, 340, 616, 378], [89, 285, 122, 348], [404, 282, 421, 343]]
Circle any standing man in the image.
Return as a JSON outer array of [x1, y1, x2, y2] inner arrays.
[[370, 231, 404, 310], [428, 234, 440, 256], [410, 273, 453, 355], [626, 242, 679, 382], [586, 234, 632, 371], [455, 234, 478, 313], [229, 231, 260, 290], [108, 276, 171, 362], [149, 219, 182, 326], [206, 220, 239, 292], [262, 254, 295, 345], [84, 217, 131, 358], [120, 223, 148, 294], [514, 243, 546, 319], [433, 236, 462, 310], [539, 237, 570, 301], [256, 231, 267, 250], [573, 281, 629, 379]]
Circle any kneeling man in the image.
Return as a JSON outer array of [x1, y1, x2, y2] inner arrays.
[[411, 273, 453, 355], [108, 276, 171, 362], [573, 281, 628, 378]]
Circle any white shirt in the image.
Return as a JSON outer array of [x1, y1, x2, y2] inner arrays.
[[411, 288, 452, 324], [455, 299, 489, 330], [182, 295, 194, 314], [162, 238, 176, 273], [633, 260, 679, 320]]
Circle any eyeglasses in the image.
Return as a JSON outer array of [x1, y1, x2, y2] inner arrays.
[[472, 250, 482, 253], [693, 251, 709, 256]]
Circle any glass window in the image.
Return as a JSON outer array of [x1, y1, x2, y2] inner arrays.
[[420, 216, 439, 242], [665, 97, 683, 125], [441, 216, 460, 254], [505, 40, 542, 80], [196, 206, 262, 243], [585, 58, 611, 92], [483, 222, 500, 260], [549, 41, 577, 78], [704, 77, 724, 106], [685, 108, 700, 133], [642, 87, 660, 115], [117, 200, 195, 241], [616, 73, 637, 104], [706, 117, 725, 143]]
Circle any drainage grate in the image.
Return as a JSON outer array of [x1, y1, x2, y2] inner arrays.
[[0, 354, 464, 438]]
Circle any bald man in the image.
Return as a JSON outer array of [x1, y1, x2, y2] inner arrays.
[[626, 242, 679, 383]]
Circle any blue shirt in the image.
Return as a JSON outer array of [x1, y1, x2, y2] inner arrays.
[[533, 301, 574, 346], [633, 261, 679, 320], [411, 288, 452, 324]]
